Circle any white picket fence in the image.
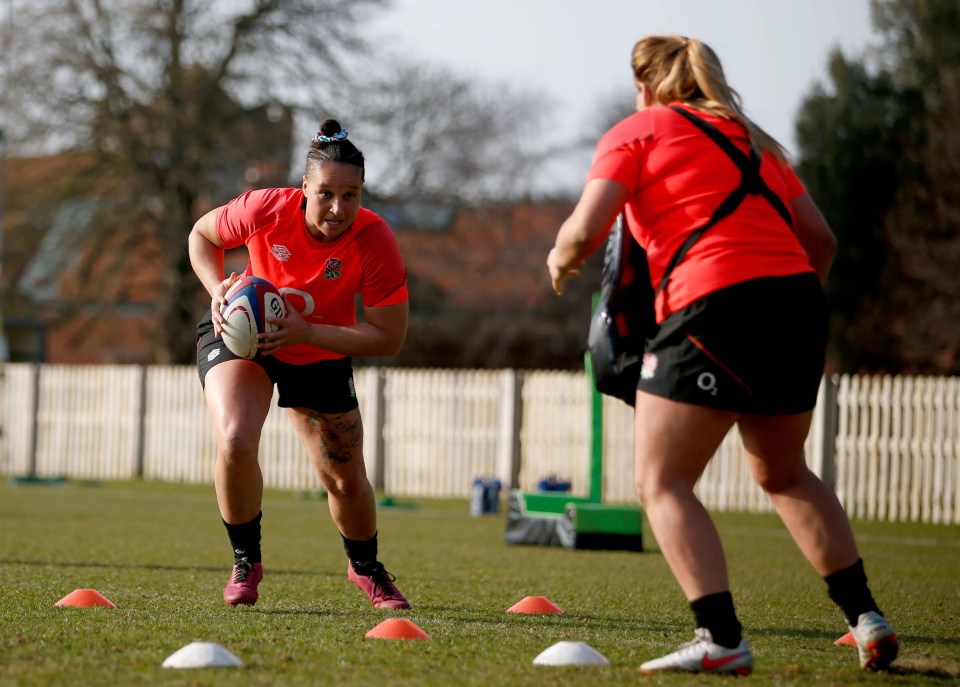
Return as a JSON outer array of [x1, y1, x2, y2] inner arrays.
[[1, 364, 958, 524]]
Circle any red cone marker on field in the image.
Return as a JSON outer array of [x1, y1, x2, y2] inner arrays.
[[365, 618, 431, 640], [507, 596, 563, 614], [835, 631, 856, 646], [55, 589, 116, 608]]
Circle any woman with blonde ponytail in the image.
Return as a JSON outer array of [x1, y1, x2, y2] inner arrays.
[[635, 35, 788, 159], [548, 36, 897, 675]]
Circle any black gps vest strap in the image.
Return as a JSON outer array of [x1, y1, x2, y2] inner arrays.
[[656, 105, 794, 297]]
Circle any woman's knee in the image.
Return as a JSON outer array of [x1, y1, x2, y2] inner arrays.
[[319, 466, 369, 498], [217, 432, 260, 464], [635, 472, 693, 509], [753, 459, 809, 494]]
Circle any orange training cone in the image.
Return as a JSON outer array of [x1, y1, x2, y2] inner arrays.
[[365, 618, 431, 640], [55, 589, 116, 608], [834, 631, 857, 646], [507, 596, 563, 614]]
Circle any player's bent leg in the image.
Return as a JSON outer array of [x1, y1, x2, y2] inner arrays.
[[633, 392, 739, 601], [204, 360, 274, 523], [288, 407, 376, 539], [288, 407, 410, 610], [741, 412, 898, 670], [740, 412, 859, 576], [633, 393, 749, 672], [203, 360, 274, 605]]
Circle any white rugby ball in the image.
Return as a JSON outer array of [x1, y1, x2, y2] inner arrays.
[[220, 276, 285, 359]]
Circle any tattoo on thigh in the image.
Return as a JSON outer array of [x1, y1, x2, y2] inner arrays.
[[307, 411, 363, 465]]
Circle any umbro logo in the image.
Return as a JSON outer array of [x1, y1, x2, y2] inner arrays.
[[271, 244, 292, 262]]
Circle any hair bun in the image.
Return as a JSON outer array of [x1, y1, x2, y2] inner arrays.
[[319, 119, 342, 136]]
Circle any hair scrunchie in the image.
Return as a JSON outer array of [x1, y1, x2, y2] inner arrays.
[[314, 130, 349, 143]]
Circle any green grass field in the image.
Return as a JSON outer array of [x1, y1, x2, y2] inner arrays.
[[1, 479, 958, 686]]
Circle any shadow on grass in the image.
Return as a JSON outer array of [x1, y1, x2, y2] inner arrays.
[[249, 607, 369, 620], [752, 625, 960, 680], [886, 659, 960, 680], [752, 624, 960, 647], [0, 558, 336, 578], [363, 604, 667, 635]]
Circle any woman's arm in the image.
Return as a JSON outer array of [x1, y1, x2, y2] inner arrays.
[[548, 178, 630, 294], [790, 193, 837, 282], [188, 207, 238, 333], [261, 300, 409, 358], [188, 208, 228, 296]]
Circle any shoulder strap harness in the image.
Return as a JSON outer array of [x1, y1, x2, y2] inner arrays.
[[657, 105, 794, 297]]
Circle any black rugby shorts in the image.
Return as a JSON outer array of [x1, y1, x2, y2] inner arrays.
[[636, 272, 827, 414], [196, 311, 359, 414]]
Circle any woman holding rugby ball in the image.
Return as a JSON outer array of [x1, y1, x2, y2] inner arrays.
[[189, 119, 410, 610]]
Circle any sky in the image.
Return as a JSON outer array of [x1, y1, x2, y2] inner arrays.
[[367, 0, 879, 192]]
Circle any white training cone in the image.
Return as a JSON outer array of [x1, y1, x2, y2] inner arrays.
[[162, 642, 243, 669], [533, 641, 610, 666]]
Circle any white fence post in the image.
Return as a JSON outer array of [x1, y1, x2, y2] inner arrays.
[[27, 363, 41, 476], [809, 375, 838, 488], [134, 365, 148, 479], [496, 369, 523, 490], [364, 366, 386, 492]]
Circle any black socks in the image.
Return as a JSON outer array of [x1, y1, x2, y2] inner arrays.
[[342, 532, 378, 573], [690, 591, 743, 649], [223, 519, 379, 572], [223, 511, 262, 563], [686, 560, 880, 648], [825, 558, 881, 626]]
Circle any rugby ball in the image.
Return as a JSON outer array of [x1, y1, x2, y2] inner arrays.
[[219, 276, 285, 359]]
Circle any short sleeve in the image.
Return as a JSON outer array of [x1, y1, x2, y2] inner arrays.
[[585, 112, 654, 193], [216, 189, 288, 248], [587, 144, 643, 192], [358, 218, 409, 307]]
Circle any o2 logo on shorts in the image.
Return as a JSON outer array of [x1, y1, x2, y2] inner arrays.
[[697, 372, 718, 396]]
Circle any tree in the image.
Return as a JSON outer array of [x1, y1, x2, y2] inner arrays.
[[5, 0, 386, 363], [333, 57, 557, 204], [794, 0, 960, 374], [871, 0, 960, 373], [794, 50, 908, 371], [3, 0, 564, 365]]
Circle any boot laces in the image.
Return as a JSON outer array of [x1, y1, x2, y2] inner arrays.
[[366, 563, 400, 599], [233, 558, 254, 584]]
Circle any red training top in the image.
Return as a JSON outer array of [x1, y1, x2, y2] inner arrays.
[[588, 102, 812, 322], [216, 187, 408, 364]]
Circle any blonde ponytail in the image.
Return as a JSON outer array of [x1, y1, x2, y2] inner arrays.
[[632, 35, 787, 160]]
